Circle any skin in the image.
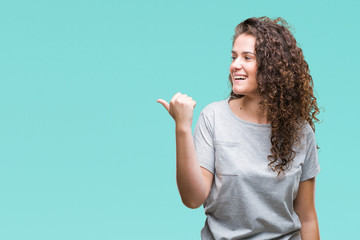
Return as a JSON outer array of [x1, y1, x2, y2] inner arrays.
[[294, 178, 320, 239], [229, 34, 269, 124], [157, 93, 207, 208], [157, 34, 320, 239]]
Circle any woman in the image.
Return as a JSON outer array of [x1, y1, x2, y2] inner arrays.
[[157, 17, 321, 240]]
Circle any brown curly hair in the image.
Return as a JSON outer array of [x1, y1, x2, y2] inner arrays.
[[228, 17, 320, 177]]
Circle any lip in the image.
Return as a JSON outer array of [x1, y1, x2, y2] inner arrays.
[[233, 80, 245, 83], [232, 73, 248, 81], [233, 72, 248, 76]]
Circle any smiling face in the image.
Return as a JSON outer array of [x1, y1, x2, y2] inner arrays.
[[230, 34, 258, 97]]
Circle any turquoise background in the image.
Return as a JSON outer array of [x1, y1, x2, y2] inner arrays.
[[0, 0, 358, 239]]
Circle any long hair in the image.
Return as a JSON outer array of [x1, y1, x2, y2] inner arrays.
[[229, 17, 320, 177]]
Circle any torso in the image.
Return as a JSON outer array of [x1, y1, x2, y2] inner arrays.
[[195, 98, 315, 240]]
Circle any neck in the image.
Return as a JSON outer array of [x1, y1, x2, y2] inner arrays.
[[239, 95, 269, 124]]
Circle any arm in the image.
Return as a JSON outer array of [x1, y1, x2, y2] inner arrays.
[[175, 127, 213, 208], [157, 93, 213, 209], [293, 177, 320, 240]]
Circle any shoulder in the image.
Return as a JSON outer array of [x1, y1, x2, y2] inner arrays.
[[298, 120, 317, 149], [199, 98, 228, 117], [304, 121, 315, 139], [298, 119, 315, 137]]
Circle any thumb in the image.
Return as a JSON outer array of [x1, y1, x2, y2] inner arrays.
[[156, 99, 170, 112]]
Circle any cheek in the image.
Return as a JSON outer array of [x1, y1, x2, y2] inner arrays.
[[252, 65, 257, 74], [229, 64, 234, 72]]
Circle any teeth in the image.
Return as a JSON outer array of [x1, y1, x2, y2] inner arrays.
[[234, 75, 247, 80]]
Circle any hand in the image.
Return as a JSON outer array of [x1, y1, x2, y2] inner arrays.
[[157, 92, 197, 129]]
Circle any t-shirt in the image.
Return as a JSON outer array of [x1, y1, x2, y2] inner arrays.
[[192, 97, 320, 240]]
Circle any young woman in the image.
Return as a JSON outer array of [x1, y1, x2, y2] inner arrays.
[[157, 17, 321, 240]]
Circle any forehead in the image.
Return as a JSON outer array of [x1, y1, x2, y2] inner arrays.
[[232, 34, 256, 52]]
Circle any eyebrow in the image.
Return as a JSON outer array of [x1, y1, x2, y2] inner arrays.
[[231, 50, 255, 55]]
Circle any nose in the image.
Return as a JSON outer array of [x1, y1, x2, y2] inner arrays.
[[231, 64, 242, 76], [232, 58, 243, 70]]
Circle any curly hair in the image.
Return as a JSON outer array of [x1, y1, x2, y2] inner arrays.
[[228, 17, 320, 177]]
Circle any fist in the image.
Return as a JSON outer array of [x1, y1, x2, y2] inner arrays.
[[157, 92, 197, 128]]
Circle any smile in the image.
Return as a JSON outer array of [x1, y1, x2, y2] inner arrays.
[[233, 74, 247, 80]]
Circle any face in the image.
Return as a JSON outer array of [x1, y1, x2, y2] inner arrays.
[[230, 34, 258, 97]]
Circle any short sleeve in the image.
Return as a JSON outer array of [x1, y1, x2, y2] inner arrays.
[[193, 107, 215, 175], [300, 127, 321, 182]]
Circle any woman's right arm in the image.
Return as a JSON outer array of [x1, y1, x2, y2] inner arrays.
[[157, 93, 214, 209], [175, 126, 213, 208]]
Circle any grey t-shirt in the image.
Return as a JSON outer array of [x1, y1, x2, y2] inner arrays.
[[192, 97, 320, 240]]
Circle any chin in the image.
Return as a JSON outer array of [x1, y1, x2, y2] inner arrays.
[[232, 87, 246, 95]]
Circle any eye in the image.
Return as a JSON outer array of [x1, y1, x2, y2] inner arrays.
[[245, 56, 252, 60], [231, 56, 236, 61]]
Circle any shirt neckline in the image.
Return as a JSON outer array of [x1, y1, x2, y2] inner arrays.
[[225, 96, 271, 128]]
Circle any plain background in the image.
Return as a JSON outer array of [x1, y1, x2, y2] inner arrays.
[[0, 0, 359, 239]]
